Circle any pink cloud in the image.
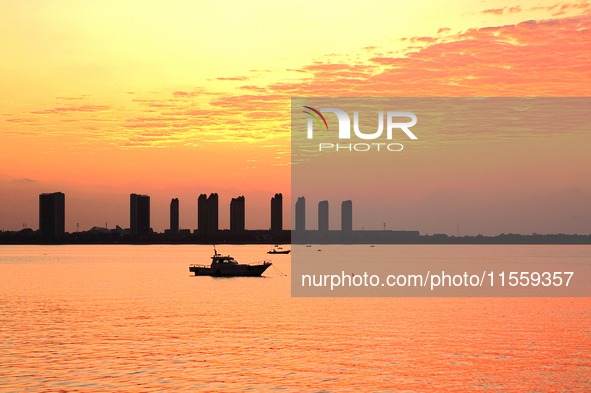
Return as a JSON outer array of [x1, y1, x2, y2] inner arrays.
[[482, 8, 505, 15], [480, 5, 522, 15], [172, 91, 198, 97], [411, 36, 438, 43], [39, 12, 587, 150], [264, 15, 591, 97]]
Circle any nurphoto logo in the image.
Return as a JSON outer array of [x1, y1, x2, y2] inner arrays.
[[302, 106, 418, 152]]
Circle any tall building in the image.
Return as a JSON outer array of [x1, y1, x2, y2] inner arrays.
[[198, 193, 219, 233], [271, 193, 283, 232], [230, 196, 245, 232], [170, 198, 179, 234], [198, 194, 208, 232], [39, 192, 65, 238], [318, 200, 329, 232], [295, 197, 306, 231], [341, 200, 352, 232], [130, 194, 150, 235], [207, 193, 219, 233]]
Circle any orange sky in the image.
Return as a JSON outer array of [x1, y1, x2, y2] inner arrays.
[[1, 1, 590, 233]]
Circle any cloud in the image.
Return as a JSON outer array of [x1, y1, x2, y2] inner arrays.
[[5, 117, 38, 124], [55, 95, 90, 101], [482, 8, 506, 15], [411, 36, 438, 43], [216, 76, 250, 81], [483, 5, 522, 14], [12, 178, 39, 184], [238, 85, 268, 92], [172, 91, 198, 97], [263, 14, 591, 97], [31, 105, 110, 115], [145, 12, 589, 150], [7, 10, 590, 152], [529, 1, 590, 16]]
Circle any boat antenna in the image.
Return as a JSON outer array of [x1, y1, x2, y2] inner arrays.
[[213, 245, 218, 256]]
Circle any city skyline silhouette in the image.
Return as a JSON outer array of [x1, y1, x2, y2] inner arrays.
[[1, 191, 591, 245]]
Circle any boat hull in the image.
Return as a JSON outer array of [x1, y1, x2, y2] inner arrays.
[[189, 263, 271, 277]]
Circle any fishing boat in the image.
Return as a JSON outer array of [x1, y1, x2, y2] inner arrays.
[[190, 248, 271, 277]]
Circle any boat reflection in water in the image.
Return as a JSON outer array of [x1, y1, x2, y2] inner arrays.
[[189, 247, 272, 277]]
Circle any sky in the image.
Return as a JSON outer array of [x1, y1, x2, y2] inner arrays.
[[1, 1, 590, 234]]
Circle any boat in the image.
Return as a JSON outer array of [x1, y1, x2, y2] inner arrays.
[[267, 246, 291, 254], [190, 248, 272, 277], [267, 249, 291, 254]]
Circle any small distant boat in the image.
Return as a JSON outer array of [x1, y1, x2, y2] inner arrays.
[[190, 247, 271, 277], [267, 248, 291, 254], [267, 245, 290, 254], [306, 245, 311, 247]]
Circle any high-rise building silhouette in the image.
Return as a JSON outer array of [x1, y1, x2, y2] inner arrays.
[[198, 193, 219, 233], [341, 200, 352, 232], [198, 194, 208, 232], [295, 197, 306, 231], [318, 200, 329, 232], [207, 193, 218, 233], [130, 194, 150, 235], [170, 198, 179, 234], [271, 193, 283, 232], [39, 192, 65, 238], [230, 196, 245, 232]]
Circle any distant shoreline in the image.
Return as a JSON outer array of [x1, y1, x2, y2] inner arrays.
[[1, 229, 591, 245]]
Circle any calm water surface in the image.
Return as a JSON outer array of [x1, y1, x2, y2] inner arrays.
[[0, 245, 589, 392]]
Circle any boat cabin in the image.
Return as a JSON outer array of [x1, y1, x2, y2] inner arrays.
[[211, 255, 239, 266]]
